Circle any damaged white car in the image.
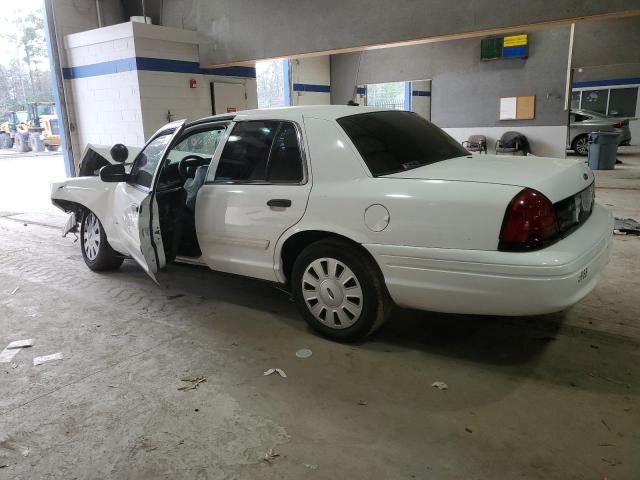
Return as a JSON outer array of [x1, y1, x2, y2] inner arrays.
[[52, 106, 613, 342]]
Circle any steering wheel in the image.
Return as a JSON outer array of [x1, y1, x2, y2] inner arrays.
[[177, 155, 208, 181]]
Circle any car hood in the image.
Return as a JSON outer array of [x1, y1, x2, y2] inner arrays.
[[382, 155, 594, 202]]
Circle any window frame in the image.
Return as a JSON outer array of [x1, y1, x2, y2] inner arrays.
[[572, 84, 640, 118], [207, 119, 308, 186], [127, 128, 177, 192]]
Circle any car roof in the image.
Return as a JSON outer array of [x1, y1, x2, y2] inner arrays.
[[187, 105, 388, 127]]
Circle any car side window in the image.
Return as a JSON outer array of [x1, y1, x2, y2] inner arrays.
[[266, 122, 304, 183], [213, 121, 304, 184], [129, 133, 172, 188], [214, 121, 279, 182]]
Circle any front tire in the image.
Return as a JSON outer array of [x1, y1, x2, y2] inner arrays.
[[291, 239, 392, 342], [80, 211, 124, 271]]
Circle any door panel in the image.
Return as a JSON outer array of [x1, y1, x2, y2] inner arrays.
[[112, 184, 165, 282], [213, 82, 247, 114], [111, 120, 186, 281], [196, 184, 310, 281]]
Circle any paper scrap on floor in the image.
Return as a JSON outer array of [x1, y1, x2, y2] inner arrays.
[[0, 339, 35, 363], [33, 352, 64, 366], [7, 339, 34, 349]]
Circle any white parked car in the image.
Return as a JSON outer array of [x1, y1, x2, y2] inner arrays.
[[52, 106, 613, 342]]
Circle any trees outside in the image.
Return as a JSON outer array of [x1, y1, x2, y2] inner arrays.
[[256, 59, 289, 109], [0, 4, 53, 115]]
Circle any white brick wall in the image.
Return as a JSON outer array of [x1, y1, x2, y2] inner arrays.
[[64, 22, 257, 168], [411, 79, 431, 120], [291, 56, 331, 106]]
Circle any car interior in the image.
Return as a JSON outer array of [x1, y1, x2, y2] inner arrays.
[[154, 125, 228, 262]]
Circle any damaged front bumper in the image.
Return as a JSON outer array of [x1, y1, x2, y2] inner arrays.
[[62, 212, 78, 238]]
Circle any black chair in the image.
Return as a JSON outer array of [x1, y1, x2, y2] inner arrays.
[[462, 135, 487, 154], [496, 131, 530, 156]]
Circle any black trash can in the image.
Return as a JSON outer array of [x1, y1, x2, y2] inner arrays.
[[587, 132, 618, 170]]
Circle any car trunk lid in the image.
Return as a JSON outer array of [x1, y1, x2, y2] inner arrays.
[[383, 154, 594, 203]]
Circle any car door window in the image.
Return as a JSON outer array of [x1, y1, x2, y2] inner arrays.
[[168, 127, 227, 165], [129, 133, 172, 188], [266, 122, 304, 183], [213, 121, 279, 182]]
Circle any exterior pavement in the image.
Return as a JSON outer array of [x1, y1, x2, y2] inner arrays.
[[0, 148, 638, 479]]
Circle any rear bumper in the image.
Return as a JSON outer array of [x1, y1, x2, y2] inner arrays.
[[365, 205, 613, 316]]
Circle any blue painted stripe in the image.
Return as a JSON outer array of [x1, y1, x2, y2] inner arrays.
[[292, 83, 330, 93], [412, 90, 431, 97], [572, 77, 640, 88], [502, 45, 528, 58], [63, 57, 256, 79], [356, 87, 367, 95]]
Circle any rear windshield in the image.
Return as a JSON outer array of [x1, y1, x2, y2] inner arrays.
[[337, 111, 468, 176]]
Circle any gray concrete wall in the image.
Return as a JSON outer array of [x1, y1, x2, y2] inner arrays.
[[331, 26, 571, 128], [573, 64, 640, 83], [155, 0, 639, 66], [573, 17, 640, 69]]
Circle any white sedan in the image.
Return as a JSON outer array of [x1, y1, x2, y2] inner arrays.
[[51, 106, 613, 342]]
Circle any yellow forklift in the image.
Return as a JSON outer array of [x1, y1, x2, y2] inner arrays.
[[0, 102, 60, 152]]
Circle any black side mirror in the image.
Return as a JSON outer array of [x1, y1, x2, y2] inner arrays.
[[100, 163, 127, 183], [110, 143, 128, 162]]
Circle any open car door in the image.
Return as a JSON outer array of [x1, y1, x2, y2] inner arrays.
[[113, 120, 186, 283]]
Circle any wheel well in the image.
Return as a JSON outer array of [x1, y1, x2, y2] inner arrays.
[[52, 199, 87, 218], [280, 230, 377, 284]]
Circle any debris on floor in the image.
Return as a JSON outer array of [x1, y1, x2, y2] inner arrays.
[[6, 339, 33, 349], [295, 348, 312, 359], [465, 427, 473, 434], [431, 381, 448, 390], [263, 448, 280, 462], [601, 457, 622, 467], [167, 294, 185, 300], [357, 400, 368, 406], [33, 352, 64, 366], [264, 368, 287, 378], [178, 377, 206, 391], [0, 339, 35, 363], [10, 286, 19, 295], [614, 217, 640, 235], [304, 463, 318, 470]]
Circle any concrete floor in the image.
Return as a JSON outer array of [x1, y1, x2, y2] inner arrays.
[[0, 149, 639, 479]]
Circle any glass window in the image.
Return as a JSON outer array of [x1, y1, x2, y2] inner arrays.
[[571, 91, 581, 109], [167, 127, 227, 166], [337, 111, 468, 177], [581, 89, 608, 115], [607, 87, 638, 118], [267, 123, 304, 183], [366, 82, 408, 111], [129, 133, 172, 188], [214, 121, 278, 182]]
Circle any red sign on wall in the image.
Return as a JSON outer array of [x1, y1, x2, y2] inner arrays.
[[226, 107, 237, 113]]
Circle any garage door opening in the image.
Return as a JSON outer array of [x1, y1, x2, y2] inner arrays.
[[256, 59, 291, 108]]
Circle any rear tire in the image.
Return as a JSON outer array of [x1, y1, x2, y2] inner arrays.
[[46, 144, 59, 152], [80, 210, 124, 271], [572, 134, 589, 156], [291, 239, 392, 343], [29, 134, 44, 153], [15, 133, 30, 153]]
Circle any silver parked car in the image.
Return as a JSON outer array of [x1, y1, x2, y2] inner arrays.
[[568, 109, 631, 156]]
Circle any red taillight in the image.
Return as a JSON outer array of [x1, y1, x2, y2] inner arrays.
[[499, 188, 559, 251], [612, 122, 623, 128]]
